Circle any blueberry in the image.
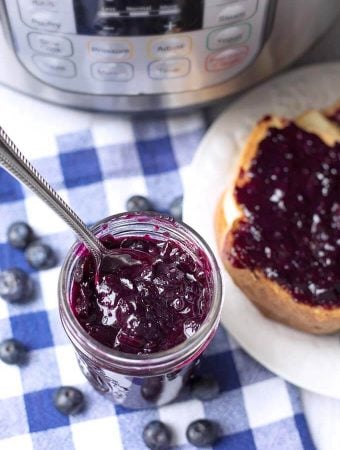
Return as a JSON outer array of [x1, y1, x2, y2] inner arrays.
[[25, 242, 56, 270], [7, 222, 33, 249], [186, 419, 218, 447], [143, 420, 172, 450], [54, 386, 85, 415], [0, 338, 27, 365], [0, 268, 33, 302], [126, 195, 154, 212], [190, 374, 219, 401], [141, 377, 163, 402], [169, 196, 183, 221]]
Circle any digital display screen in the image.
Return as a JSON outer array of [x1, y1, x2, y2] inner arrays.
[[74, 0, 203, 36]]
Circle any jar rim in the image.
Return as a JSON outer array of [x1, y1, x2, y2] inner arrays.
[[58, 212, 223, 376]]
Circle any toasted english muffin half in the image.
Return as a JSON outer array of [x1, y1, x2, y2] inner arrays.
[[216, 108, 340, 334]]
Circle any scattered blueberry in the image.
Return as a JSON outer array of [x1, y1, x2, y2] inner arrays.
[[0, 338, 27, 365], [169, 196, 183, 221], [7, 222, 34, 249], [143, 420, 172, 450], [186, 419, 218, 448], [190, 374, 219, 401], [25, 242, 56, 270], [0, 268, 33, 302], [126, 195, 154, 212], [54, 386, 85, 415]]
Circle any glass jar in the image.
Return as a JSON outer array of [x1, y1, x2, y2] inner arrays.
[[58, 212, 223, 409]]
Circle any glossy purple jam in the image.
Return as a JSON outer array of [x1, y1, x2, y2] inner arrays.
[[70, 234, 213, 354], [229, 122, 340, 308]]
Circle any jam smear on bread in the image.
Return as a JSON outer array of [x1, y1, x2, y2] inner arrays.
[[229, 122, 340, 308]]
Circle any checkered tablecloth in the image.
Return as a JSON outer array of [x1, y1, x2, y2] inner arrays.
[[0, 86, 315, 450]]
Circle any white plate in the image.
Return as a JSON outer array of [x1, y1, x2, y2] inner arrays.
[[183, 63, 340, 399]]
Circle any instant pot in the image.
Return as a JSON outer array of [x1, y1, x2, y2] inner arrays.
[[0, 0, 339, 112]]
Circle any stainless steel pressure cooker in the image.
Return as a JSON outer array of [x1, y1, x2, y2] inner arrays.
[[0, 0, 338, 112]]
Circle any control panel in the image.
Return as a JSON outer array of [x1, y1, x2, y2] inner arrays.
[[3, 0, 272, 95]]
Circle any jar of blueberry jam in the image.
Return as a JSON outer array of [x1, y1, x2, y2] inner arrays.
[[59, 212, 222, 408]]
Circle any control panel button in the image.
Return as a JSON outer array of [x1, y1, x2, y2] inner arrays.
[[91, 62, 134, 81], [219, 3, 247, 23], [18, 0, 60, 12], [204, 0, 258, 28], [20, 10, 64, 32], [33, 55, 76, 77], [149, 36, 191, 59], [28, 33, 73, 57], [207, 24, 250, 50], [149, 58, 190, 80], [88, 40, 133, 61], [206, 46, 249, 71]]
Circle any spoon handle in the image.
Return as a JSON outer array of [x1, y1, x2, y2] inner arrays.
[[0, 126, 104, 254]]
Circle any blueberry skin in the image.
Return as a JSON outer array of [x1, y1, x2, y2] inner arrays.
[[190, 374, 220, 401], [25, 242, 56, 270], [186, 419, 218, 447], [0, 339, 27, 365], [126, 195, 154, 212], [143, 421, 172, 450], [7, 222, 34, 249], [169, 196, 183, 221], [0, 268, 33, 302], [141, 377, 163, 402], [54, 386, 85, 415]]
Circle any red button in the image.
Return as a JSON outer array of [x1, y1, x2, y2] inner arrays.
[[206, 46, 249, 72]]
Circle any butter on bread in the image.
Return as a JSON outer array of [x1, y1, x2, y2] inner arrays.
[[216, 106, 340, 334], [296, 110, 340, 146]]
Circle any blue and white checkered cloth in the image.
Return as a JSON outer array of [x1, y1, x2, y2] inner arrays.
[[0, 86, 315, 450]]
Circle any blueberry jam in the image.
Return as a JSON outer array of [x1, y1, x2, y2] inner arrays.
[[70, 234, 213, 354], [229, 122, 340, 308]]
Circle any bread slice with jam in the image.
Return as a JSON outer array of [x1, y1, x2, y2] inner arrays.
[[216, 108, 340, 334]]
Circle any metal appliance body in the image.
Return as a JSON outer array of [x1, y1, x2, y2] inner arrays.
[[0, 0, 338, 112]]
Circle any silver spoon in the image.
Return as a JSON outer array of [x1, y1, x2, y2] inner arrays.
[[0, 126, 150, 275]]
